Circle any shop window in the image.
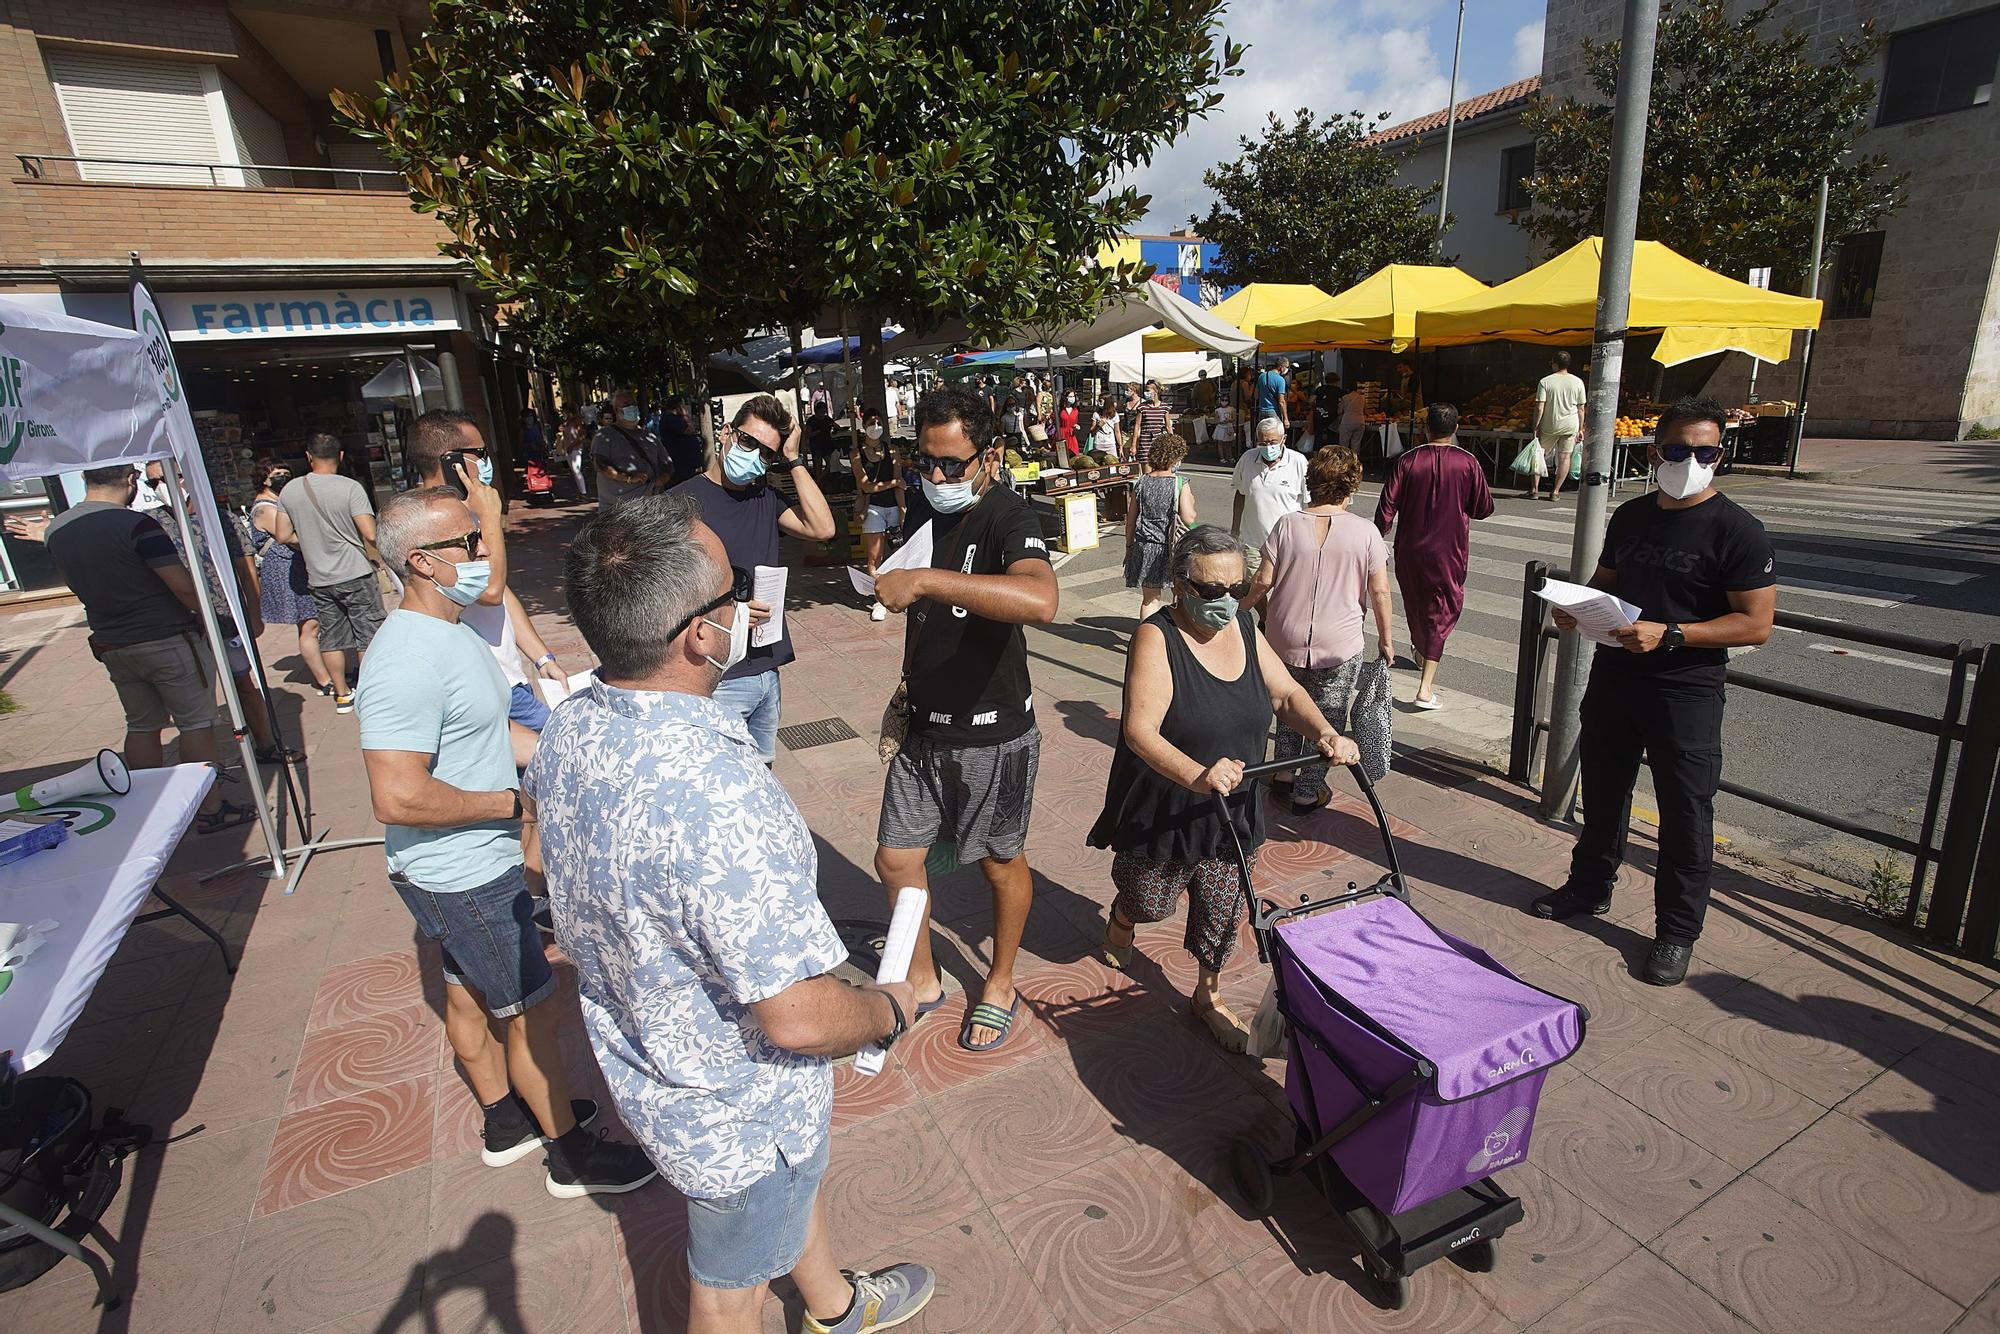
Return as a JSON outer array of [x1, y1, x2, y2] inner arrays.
[[1828, 231, 1884, 320], [1498, 143, 1534, 213], [1878, 7, 2000, 126]]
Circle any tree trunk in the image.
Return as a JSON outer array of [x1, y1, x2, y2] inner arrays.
[[788, 320, 807, 428], [860, 315, 889, 430]]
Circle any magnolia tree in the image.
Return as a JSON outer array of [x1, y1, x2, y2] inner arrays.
[[337, 1, 1241, 407]]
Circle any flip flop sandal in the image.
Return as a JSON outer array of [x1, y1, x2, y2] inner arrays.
[[914, 990, 949, 1020], [958, 991, 1024, 1052], [1194, 1000, 1250, 1054], [196, 801, 257, 836], [1101, 911, 1137, 972]]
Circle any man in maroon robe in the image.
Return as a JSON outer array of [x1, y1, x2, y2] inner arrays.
[[1373, 403, 1494, 709]]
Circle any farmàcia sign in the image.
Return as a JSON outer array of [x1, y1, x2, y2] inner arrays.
[[158, 286, 461, 343]]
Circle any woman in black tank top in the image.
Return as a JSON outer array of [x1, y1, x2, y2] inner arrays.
[[1087, 525, 1361, 1050]]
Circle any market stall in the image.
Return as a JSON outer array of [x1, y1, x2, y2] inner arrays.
[[1139, 282, 1334, 353]]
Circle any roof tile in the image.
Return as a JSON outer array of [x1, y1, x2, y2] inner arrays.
[[1367, 75, 1541, 147]]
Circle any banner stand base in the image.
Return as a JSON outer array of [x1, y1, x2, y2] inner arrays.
[[198, 826, 385, 896]]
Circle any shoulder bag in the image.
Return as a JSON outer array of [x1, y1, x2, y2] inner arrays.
[[302, 476, 395, 599]]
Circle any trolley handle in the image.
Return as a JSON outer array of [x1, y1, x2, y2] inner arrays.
[[1208, 756, 1407, 898]]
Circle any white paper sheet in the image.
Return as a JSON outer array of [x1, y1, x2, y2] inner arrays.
[[537, 668, 600, 709], [752, 564, 787, 648], [855, 886, 928, 1077], [1537, 578, 1644, 647], [847, 522, 935, 602]]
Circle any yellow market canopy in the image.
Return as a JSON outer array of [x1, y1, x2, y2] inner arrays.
[[1413, 238, 1822, 363], [1142, 282, 1333, 353], [1258, 265, 1489, 353]]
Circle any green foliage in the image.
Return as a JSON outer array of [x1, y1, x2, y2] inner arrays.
[[1522, 0, 1906, 294], [1860, 854, 1909, 920], [0, 690, 15, 715], [1192, 109, 1446, 292], [335, 1, 1240, 364]]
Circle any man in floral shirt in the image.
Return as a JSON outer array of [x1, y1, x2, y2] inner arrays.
[[524, 491, 935, 1334]]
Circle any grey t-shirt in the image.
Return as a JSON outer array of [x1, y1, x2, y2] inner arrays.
[[278, 473, 375, 587], [592, 423, 665, 510]]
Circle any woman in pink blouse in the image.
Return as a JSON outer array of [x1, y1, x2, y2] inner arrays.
[[1246, 447, 1396, 814]]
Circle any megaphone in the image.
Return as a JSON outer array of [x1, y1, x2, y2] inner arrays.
[[0, 749, 131, 814]]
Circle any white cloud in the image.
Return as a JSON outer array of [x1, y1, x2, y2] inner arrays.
[[1121, 0, 1456, 229], [1511, 20, 1546, 81]]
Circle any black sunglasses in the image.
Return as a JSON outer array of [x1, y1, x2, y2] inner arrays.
[[666, 565, 753, 640], [414, 530, 480, 560], [1183, 577, 1254, 601], [1656, 443, 1724, 465], [914, 449, 986, 481]]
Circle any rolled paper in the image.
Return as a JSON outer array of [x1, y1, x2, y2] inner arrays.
[[854, 886, 927, 1077]]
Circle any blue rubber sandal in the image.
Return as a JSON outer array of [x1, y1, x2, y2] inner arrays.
[[915, 990, 949, 1020], [958, 991, 1023, 1053]]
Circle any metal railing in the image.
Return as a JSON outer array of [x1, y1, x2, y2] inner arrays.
[[1509, 559, 1999, 961], [15, 153, 402, 190]]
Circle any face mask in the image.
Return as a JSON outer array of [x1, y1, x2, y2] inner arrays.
[[619, 406, 640, 424], [1065, 395, 1076, 404], [1655, 456, 1714, 500], [475, 456, 495, 487], [701, 602, 750, 673], [1146, 391, 1160, 403], [866, 424, 884, 440], [921, 475, 978, 513], [432, 557, 490, 608], [722, 444, 768, 486], [1181, 590, 1238, 631], [1260, 441, 1284, 462]]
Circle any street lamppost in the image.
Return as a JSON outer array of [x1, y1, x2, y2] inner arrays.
[[1436, 0, 1466, 253]]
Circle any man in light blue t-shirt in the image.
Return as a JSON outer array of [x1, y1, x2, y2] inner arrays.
[[1255, 357, 1292, 435], [357, 484, 654, 1200]]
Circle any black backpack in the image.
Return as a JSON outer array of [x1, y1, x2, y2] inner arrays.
[[0, 1076, 150, 1294]]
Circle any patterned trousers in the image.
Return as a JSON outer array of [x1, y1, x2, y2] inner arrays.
[[1110, 848, 1256, 975], [1274, 657, 1361, 796]]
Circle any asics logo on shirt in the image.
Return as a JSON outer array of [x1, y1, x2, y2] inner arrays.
[[1619, 539, 1701, 575]]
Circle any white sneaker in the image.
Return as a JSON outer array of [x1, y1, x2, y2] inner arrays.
[[870, 602, 888, 622]]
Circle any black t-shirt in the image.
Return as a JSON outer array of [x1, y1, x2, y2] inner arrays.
[[1593, 491, 1775, 688], [683, 475, 795, 680], [903, 484, 1050, 744], [44, 502, 197, 645]]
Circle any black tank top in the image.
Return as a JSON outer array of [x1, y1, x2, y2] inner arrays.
[[864, 450, 899, 508], [1088, 609, 1271, 861]]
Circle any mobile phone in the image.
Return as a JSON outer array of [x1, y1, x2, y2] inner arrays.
[[439, 450, 471, 499]]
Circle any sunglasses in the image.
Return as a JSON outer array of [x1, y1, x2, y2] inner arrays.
[[914, 449, 985, 481], [1656, 443, 1724, 466], [666, 565, 753, 640], [1182, 577, 1254, 601], [414, 530, 481, 560], [729, 430, 786, 465]]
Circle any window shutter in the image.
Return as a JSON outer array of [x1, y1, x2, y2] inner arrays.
[[222, 77, 290, 187], [47, 51, 222, 185]]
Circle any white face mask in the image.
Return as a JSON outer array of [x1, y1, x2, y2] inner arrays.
[[866, 424, 884, 440], [1655, 455, 1715, 500], [921, 475, 978, 513], [701, 600, 750, 674]]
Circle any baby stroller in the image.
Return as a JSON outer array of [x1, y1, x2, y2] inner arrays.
[[1218, 757, 1586, 1309]]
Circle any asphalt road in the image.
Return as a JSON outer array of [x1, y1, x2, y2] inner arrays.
[[1041, 456, 2000, 891]]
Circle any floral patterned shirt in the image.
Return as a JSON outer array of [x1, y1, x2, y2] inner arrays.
[[522, 678, 847, 1198]]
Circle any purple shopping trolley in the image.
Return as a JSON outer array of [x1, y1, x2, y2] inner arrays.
[[1218, 758, 1587, 1310]]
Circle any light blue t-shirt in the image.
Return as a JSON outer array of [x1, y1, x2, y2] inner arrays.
[[356, 608, 521, 892], [1256, 369, 1288, 421]]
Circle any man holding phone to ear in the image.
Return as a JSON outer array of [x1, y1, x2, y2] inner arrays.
[[1533, 397, 1776, 987]]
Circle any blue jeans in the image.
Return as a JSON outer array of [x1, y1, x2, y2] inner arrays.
[[508, 681, 551, 732], [391, 863, 553, 1017], [711, 670, 781, 762], [684, 1137, 829, 1289]]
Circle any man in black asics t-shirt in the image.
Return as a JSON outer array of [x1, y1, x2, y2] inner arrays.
[[1533, 397, 1776, 986], [873, 386, 1059, 1053]]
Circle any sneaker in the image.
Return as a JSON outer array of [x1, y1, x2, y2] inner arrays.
[[544, 1129, 657, 1198], [334, 692, 356, 714], [870, 601, 888, 622], [482, 1097, 599, 1168], [312, 682, 336, 698], [805, 1265, 937, 1333], [1531, 886, 1612, 921], [1643, 939, 1692, 987]]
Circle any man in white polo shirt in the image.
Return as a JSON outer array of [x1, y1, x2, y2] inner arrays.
[[1231, 416, 1308, 578]]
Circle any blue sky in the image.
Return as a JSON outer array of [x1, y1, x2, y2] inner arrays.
[[1130, 0, 1548, 229]]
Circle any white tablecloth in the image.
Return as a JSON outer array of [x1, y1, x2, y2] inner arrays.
[[0, 764, 213, 1072]]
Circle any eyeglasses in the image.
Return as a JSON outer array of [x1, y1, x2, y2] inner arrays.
[[914, 450, 984, 481], [414, 530, 481, 560], [1183, 577, 1254, 601], [1656, 443, 1724, 466], [666, 565, 753, 640]]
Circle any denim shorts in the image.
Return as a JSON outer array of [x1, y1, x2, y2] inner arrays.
[[711, 669, 782, 763], [390, 863, 554, 1017], [508, 681, 552, 732], [684, 1137, 829, 1290]]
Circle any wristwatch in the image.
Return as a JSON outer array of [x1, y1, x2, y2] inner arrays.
[[775, 456, 803, 471], [878, 990, 908, 1050], [1663, 623, 1685, 652], [508, 789, 523, 820]]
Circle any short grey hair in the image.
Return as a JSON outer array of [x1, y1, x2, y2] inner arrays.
[[565, 490, 720, 679], [1170, 524, 1246, 586], [376, 487, 464, 574], [1255, 416, 1285, 441]]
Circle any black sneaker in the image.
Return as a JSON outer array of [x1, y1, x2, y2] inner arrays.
[[1531, 886, 1612, 921], [1643, 940, 1692, 987], [545, 1130, 658, 1199], [482, 1097, 599, 1168]]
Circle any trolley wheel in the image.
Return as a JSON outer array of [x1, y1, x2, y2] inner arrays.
[[1365, 1256, 1412, 1311], [1452, 1239, 1498, 1274], [1230, 1140, 1273, 1215]]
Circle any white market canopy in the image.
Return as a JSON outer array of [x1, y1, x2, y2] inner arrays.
[[1010, 281, 1258, 358]]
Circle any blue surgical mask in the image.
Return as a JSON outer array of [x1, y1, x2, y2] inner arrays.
[[1181, 590, 1238, 630], [619, 406, 641, 424], [1260, 441, 1284, 462], [920, 475, 977, 513], [475, 456, 495, 487], [434, 558, 491, 607], [722, 445, 768, 487]]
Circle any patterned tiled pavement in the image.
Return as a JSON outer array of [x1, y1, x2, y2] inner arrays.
[[1, 500, 1995, 1332]]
